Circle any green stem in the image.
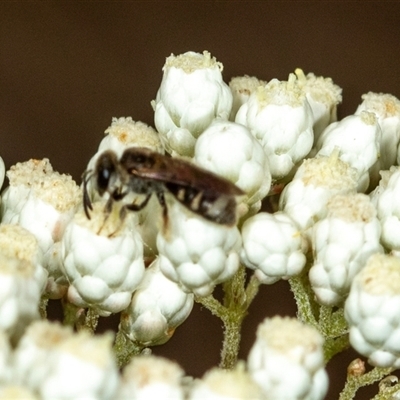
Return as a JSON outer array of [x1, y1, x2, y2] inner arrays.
[[196, 265, 260, 370], [339, 367, 395, 400], [39, 297, 49, 319], [114, 330, 145, 368]]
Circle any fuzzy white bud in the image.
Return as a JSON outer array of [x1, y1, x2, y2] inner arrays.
[[345, 254, 400, 368], [61, 203, 144, 316], [235, 75, 314, 179], [248, 316, 328, 400], [152, 51, 233, 157]]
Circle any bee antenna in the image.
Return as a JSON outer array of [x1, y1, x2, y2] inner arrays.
[[82, 169, 94, 219]]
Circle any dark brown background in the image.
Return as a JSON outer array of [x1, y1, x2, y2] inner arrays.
[[2, 2, 400, 398]]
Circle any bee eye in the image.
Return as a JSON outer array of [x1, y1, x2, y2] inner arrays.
[[97, 167, 112, 191], [95, 152, 117, 194]]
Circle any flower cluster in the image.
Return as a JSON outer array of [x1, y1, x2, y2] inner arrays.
[[1, 49, 400, 398]]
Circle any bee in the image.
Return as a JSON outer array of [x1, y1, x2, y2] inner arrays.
[[83, 147, 244, 226]]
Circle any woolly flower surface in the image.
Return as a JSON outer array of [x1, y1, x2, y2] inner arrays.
[[279, 151, 358, 240], [0, 253, 41, 343], [61, 202, 144, 316], [152, 50, 233, 157], [309, 193, 383, 306], [189, 364, 264, 400], [194, 119, 271, 217], [235, 75, 314, 179], [157, 200, 242, 297], [345, 254, 400, 368], [240, 212, 307, 284], [294, 68, 342, 140], [248, 316, 328, 400], [1, 158, 81, 298], [120, 258, 194, 346], [13, 320, 119, 399], [117, 355, 185, 400]]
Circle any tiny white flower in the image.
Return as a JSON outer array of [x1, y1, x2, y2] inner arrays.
[[0, 158, 81, 299], [120, 258, 194, 346], [61, 202, 144, 316], [117, 355, 185, 400], [0, 253, 41, 344], [240, 212, 307, 284], [309, 193, 383, 306], [14, 320, 119, 400], [315, 111, 382, 192], [152, 50, 233, 157], [294, 68, 342, 141], [355, 92, 400, 171], [194, 119, 271, 217], [0, 224, 47, 293], [228, 75, 266, 121], [189, 365, 264, 400], [279, 151, 358, 242], [345, 254, 400, 368], [248, 316, 328, 400], [13, 321, 74, 390], [235, 75, 314, 179], [373, 166, 400, 254], [157, 200, 242, 297]]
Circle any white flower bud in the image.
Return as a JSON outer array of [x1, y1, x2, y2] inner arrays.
[[194, 119, 271, 217], [241, 212, 307, 284], [228, 75, 266, 121], [279, 151, 358, 241], [355, 92, 400, 170], [315, 111, 382, 192], [373, 167, 400, 254], [248, 316, 328, 400], [235, 75, 314, 179], [0, 253, 41, 343], [152, 51, 233, 157], [117, 355, 185, 400], [61, 202, 144, 316], [309, 194, 383, 306], [14, 320, 119, 399], [189, 365, 264, 400], [345, 254, 400, 368], [294, 68, 342, 140], [13, 321, 74, 389], [157, 201, 242, 297], [1, 158, 81, 299], [0, 224, 47, 293], [120, 258, 194, 346]]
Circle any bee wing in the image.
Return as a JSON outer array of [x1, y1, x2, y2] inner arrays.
[[128, 157, 244, 197]]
